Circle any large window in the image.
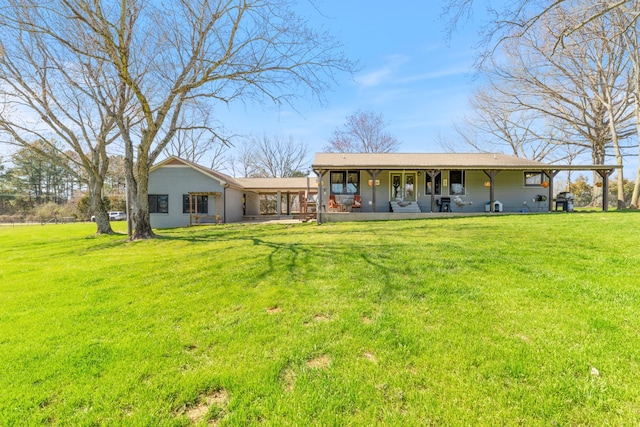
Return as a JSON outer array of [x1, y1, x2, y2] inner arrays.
[[330, 171, 359, 194], [148, 194, 169, 214], [426, 173, 442, 195], [524, 172, 547, 187], [183, 194, 208, 214], [449, 170, 466, 195]]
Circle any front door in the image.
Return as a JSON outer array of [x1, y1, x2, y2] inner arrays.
[[390, 172, 417, 202]]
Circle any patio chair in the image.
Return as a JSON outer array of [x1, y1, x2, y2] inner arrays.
[[352, 194, 362, 211], [329, 194, 340, 212]]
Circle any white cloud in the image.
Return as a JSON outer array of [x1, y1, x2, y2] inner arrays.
[[398, 65, 471, 84], [355, 54, 409, 87]]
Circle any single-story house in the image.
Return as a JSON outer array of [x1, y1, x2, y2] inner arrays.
[[148, 156, 316, 228], [311, 152, 619, 223], [148, 153, 618, 228]]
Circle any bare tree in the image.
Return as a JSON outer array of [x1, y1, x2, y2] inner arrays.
[[325, 110, 401, 153], [460, 4, 635, 205], [454, 85, 568, 162], [206, 142, 233, 173], [7, 0, 353, 239], [0, 2, 133, 234], [470, 4, 634, 203], [612, 6, 640, 208], [250, 135, 309, 178], [164, 109, 229, 166], [443, 1, 634, 67], [231, 141, 260, 178]]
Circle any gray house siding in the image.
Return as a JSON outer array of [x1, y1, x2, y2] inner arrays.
[[320, 169, 551, 213], [224, 188, 245, 223], [244, 192, 260, 216], [149, 165, 229, 228]]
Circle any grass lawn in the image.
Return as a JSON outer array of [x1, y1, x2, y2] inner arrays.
[[1, 213, 640, 425]]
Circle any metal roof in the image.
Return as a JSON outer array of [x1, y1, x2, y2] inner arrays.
[[236, 177, 316, 193], [312, 152, 619, 171]]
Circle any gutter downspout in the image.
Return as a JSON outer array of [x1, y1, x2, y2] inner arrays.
[[314, 169, 326, 224]]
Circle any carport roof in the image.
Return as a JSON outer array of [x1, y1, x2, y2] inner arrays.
[[237, 177, 317, 193]]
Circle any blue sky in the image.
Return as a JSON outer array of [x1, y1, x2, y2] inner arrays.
[[217, 1, 481, 158]]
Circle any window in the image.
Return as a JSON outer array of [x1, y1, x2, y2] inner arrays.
[[449, 170, 465, 195], [183, 194, 208, 214], [149, 194, 169, 213], [330, 172, 344, 194], [524, 172, 547, 187], [426, 173, 441, 195], [330, 171, 359, 194]]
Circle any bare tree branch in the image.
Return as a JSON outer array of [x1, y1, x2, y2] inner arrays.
[[325, 110, 401, 153]]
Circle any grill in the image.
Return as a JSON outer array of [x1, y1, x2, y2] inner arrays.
[[555, 192, 574, 212]]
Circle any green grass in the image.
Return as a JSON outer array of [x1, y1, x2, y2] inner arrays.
[[1, 213, 640, 426]]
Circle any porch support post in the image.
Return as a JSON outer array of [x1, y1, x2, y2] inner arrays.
[[595, 168, 615, 211], [314, 169, 327, 223], [543, 170, 561, 212], [426, 169, 441, 213], [483, 170, 500, 212], [276, 190, 282, 216], [286, 192, 290, 215], [367, 170, 380, 212]]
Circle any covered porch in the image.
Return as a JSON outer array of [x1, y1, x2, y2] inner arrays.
[[236, 176, 318, 221], [312, 152, 620, 223]]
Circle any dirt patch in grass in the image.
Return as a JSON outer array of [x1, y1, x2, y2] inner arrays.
[[306, 354, 331, 369], [184, 343, 198, 352], [313, 314, 330, 322], [363, 351, 377, 364], [281, 368, 296, 392], [181, 389, 229, 425], [303, 314, 331, 326], [267, 306, 282, 314]]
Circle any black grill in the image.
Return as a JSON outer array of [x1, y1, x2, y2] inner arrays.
[[555, 192, 574, 212]]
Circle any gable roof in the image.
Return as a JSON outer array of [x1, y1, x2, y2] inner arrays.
[[151, 156, 245, 190], [151, 156, 315, 193], [312, 152, 551, 170]]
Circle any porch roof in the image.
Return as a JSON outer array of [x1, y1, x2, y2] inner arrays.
[[312, 152, 619, 171], [236, 177, 317, 194]]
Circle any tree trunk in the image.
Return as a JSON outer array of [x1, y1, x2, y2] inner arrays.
[[590, 143, 606, 207], [605, 107, 626, 210], [131, 160, 155, 240], [89, 174, 113, 235], [631, 164, 640, 209], [631, 95, 640, 208], [631, 118, 640, 208]]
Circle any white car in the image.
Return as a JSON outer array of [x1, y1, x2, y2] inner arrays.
[[108, 211, 127, 221], [91, 211, 127, 222]]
